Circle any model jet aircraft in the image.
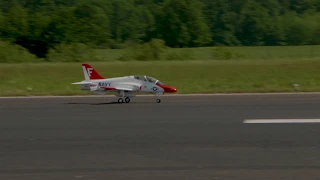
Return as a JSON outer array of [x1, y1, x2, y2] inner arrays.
[[72, 64, 177, 103]]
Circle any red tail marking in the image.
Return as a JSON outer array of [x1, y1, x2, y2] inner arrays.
[[82, 64, 105, 80]]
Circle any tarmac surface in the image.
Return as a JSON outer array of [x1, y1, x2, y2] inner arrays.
[[1, 94, 320, 180]]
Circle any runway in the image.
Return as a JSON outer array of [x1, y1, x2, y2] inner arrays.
[[1, 94, 320, 180]]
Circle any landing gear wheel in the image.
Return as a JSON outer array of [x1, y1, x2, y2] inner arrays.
[[125, 97, 130, 103], [156, 99, 161, 103], [118, 98, 124, 103]]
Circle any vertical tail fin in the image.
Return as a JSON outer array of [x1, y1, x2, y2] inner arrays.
[[82, 64, 105, 80]]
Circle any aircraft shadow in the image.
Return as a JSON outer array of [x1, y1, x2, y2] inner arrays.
[[66, 101, 158, 105], [67, 102, 119, 105]]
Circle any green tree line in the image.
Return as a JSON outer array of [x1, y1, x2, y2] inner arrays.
[[0, 0, 319, 59]]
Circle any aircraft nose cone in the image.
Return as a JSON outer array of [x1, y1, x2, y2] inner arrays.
[[171, 87, 177, 92], [165, 86, 177, 93], [157, 84, 177, 93]]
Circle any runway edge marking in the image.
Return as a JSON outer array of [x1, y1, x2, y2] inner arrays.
[[2, 92, 320, 99], [243, 119, 320, 123]]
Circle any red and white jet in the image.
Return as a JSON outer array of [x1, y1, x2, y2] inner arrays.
[[72, 64, 177, 103]]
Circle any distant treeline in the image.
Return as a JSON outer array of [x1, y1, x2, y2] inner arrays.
[[0, 0, 320, 58]]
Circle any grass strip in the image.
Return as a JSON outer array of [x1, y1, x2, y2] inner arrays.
[[0, 59, 320, 96]]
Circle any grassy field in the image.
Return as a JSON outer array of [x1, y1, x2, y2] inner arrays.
[[1, 58, 320, 96], [95, 45, 320, 61]]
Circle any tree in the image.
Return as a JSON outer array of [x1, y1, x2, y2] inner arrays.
[[2, 4, 29, 41], [202, 0, 239, 45], [259, 0, 286, 45], [157, 0, 211, 47], [235, 0, 270, 45], [72, 2, 111, 48], [289, 0, 317, 14]]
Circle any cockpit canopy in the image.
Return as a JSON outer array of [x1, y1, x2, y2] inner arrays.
[[132, 75, 164, 85]]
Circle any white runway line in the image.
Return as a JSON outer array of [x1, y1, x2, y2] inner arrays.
[[243, 119, 320, 123]]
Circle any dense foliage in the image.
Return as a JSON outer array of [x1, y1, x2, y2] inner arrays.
[[0, 0, 319, 59]]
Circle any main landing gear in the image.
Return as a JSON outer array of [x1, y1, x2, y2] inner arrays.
[[116, 91, 163, 104], [118, 97, 161, 103], [118, 97, 131, 103]]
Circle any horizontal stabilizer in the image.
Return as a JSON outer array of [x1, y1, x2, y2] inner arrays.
[[71, 81, 97, 85]]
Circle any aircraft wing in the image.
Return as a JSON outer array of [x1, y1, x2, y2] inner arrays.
[[72, 81, 141, 92], [100, 83, 141, 92]]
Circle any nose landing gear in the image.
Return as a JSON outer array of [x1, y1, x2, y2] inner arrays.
[[156, 92, 163, 103]]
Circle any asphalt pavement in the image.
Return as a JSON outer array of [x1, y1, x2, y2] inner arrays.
[[1, 94, 320, 180]]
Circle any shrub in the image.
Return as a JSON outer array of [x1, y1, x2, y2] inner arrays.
[[211, 46, 244, 60], [118, 39, 167, 61], [165, 50, 194, 60], [0, 40, 38, 63], [47, 43, 101, 62]]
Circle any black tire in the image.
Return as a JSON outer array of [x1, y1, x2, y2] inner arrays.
[[156, 99, 161, 103], [125, 97, 130, 103], [118, 98, 123, 103]]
